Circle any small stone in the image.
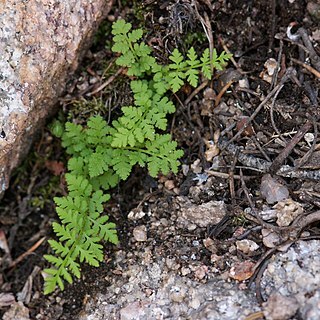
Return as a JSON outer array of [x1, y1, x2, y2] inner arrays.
[[260, 58, 278, 83], [0, 293, 15, 308], [166, 257, 176, 269], [164, 180, 175, 190], [3, 302, 30, 320], [274, 199, 304, 227], [187, 224, 197, 231], [258, 207, 278, 221], [189, 297, 201, 309], [265, 58, 277, 76], [228, 244, 237, 254], [176, 196, 226, 228], [210, 254, 222, 264], [145, 288, 153, 297], [260, 174, 289, 204], [194, 265, 208, 280], [173, 187, 180, 195], [232, 227, 246, 238], [262, 229, 281, 248], [170, 286, 186, 303], [128, 208, 146, 220], [182, 164, 189, 176], [229, 261, 255, 281], [304, 132, 314, 146], [204, 140, 220, 162], [307, 2, 320, 21], [312, 29, 320, 41], [236, 239, 259, 254], [132, 225, 147, 242], [192, 240, 200, 247], [263, 292, 298, 320], [120, 301, 147, 320], [203, 87, 216, 100], [301, 231, 310, 237], [181, 267, 191, 276], [238, 78, 249, 89], [203, 237, 218, 253], [191, 159, 202, 174]]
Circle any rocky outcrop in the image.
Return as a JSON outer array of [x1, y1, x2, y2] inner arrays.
[[0, 0, 113, 195]]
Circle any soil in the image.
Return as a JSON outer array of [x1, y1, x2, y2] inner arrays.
[[1, 0, 320, 319]]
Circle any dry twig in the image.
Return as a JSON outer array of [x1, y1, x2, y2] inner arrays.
[[215, 80, 233, 107], [269, 120, 313, 173], [291, 57, 320, 79], [294, 118, 318, 169], [224, 67, 296, 147], [184, 80, 208, 105], [218, 136, 320, 180], [9, 237, 46, 269], [87, 67, 125, 96]]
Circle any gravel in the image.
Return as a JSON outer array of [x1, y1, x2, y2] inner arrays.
[[79, 262, 261, 320], [78, 196, 262, 320], [261, 240, 320, 320]]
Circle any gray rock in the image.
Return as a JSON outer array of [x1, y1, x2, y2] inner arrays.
[[236, 239, 259, 254], [79, 258, 261, 320], [262, 292, 299, 320], [260, 174, 289, 205], [307, 2, 320, 21], [132, 225, 148, 242], [0, 0, 113, 196], [300, 290, 320, 320], [3, 301, 30, 320], [261, 240, 320, 319], [176, 196, 226, 228]]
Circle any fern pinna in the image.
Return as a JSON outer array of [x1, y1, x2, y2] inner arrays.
[[44, 19, 231, 294]]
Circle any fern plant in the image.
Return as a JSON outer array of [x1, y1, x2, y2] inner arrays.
[[111, 19, 231, 93], [44, 19, 231, 294]]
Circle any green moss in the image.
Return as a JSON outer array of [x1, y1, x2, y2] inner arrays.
[[66, 98, 108, 122]]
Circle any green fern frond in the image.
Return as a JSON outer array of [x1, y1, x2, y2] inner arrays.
[[169, 49, 187, 67], [111, 19, 132, 36], [65, 174, 92, 197], [61, 122, 87, 155], [88, 190, 110, 214], [88, 152, 109, 178], [200, 49, 211, 79], [68, 157, 86, 176], [86, 116, 111, 145], [90, 170, 119, 191], [110, 150, 134, 179]]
